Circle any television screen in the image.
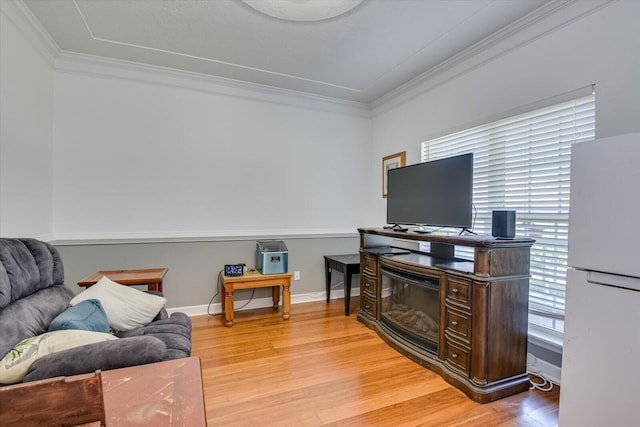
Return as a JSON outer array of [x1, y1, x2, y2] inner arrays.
[[386, 153, 473, 229]]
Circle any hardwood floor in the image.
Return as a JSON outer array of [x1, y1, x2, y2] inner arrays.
[[191, 298, 559, 426]]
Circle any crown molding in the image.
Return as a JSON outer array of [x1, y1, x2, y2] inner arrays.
[[371, 0, 614, 117], [7, 0, 610, 121], [4, 1, 370, 118], [54, 51, 372, 118], [7, 0, 609, 120], [1, 0, 60, 67]]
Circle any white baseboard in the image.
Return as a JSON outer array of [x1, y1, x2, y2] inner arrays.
[[167, 287, 360, 317], [527, 353, 561, 386]]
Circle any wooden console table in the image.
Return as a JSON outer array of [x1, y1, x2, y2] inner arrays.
[[220, 271, 292, 327], [78, 268, 168, 292], [357, 228, 535, 403]]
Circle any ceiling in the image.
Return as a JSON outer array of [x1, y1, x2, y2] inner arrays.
[[23, 0, 550, 104]]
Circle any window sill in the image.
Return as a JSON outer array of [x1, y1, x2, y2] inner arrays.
[[528, 325, 563, 353]]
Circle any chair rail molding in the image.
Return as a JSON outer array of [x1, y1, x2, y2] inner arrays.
[[50, 229, 360, 246]]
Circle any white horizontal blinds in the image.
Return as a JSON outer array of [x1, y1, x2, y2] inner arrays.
[[421, 94, 595, 333]]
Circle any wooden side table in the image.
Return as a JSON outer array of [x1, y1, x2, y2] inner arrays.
[[220, 271, 292, 327], [324, 254, 360, 315], [78, 268, 168, 292]]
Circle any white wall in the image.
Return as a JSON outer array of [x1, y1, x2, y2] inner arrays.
[[0, 5, 54, 238], [52, 69, 372, 240], [1, 1, 370, 312], [369, 1, 640, 225]]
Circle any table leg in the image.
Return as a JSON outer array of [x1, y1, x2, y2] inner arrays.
[[224, 287, 234, 327], [344, 271, 352, 316], [282, 282, 291, 320], [325, 258, 331, 303], [272, 286, 280, 309], [222, 288, 226, 323]]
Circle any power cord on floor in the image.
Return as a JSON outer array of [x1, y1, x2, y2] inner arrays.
[[527, 353, 554, 392], [207, 270, 256, 316], [207, 271, 222, 316]]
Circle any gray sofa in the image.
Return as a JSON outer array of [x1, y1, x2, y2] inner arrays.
[[0, 238, 191, 383]]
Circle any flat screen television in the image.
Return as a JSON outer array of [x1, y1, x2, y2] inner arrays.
[[386, 153, 473, 229]]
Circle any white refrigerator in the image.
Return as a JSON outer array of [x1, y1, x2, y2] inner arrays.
[[559, 133, 640, 426]]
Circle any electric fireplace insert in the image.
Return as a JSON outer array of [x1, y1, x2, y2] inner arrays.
[[380, 264, 441, 355]]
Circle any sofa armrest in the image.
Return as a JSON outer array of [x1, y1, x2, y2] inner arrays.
[[23, 336, 167, 383]]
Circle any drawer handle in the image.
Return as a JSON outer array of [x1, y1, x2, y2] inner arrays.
[[451, 321, 458, 326], [451, 353, 458, 359], [451, 288, 459, 294], [365, 304, 371, 310]]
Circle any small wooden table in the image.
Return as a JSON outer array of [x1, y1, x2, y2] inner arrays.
[[220, 271, 292, 327], [324, 254, 360, 315], [78, 268, 168, 292]]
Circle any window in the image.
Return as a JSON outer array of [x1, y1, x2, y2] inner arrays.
[[421, 90, 595, 337]]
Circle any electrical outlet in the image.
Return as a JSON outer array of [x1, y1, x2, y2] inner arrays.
[[294, 271, 300, 280]]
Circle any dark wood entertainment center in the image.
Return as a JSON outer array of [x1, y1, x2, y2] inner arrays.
[[357, 228, 535, 403]]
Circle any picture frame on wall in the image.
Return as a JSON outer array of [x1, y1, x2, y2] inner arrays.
[[382, 151, 406, 198]]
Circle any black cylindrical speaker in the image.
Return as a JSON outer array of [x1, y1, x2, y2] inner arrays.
[[492, 210, 516, 238]]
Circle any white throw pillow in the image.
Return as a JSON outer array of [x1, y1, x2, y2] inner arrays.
[[0, 330, 118, 384], [70, 276, 167, 332]]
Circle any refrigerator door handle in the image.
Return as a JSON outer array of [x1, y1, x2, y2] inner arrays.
[[586, 271, 640, 292]]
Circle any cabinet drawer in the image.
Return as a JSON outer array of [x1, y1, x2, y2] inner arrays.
[[445, 307, 471, 342], [447, 276, 471, 306], [444, 338, 471, 376], [361, 274, 378, 297], [361, 294, 377, 318], [361, 253, 378, 276]]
